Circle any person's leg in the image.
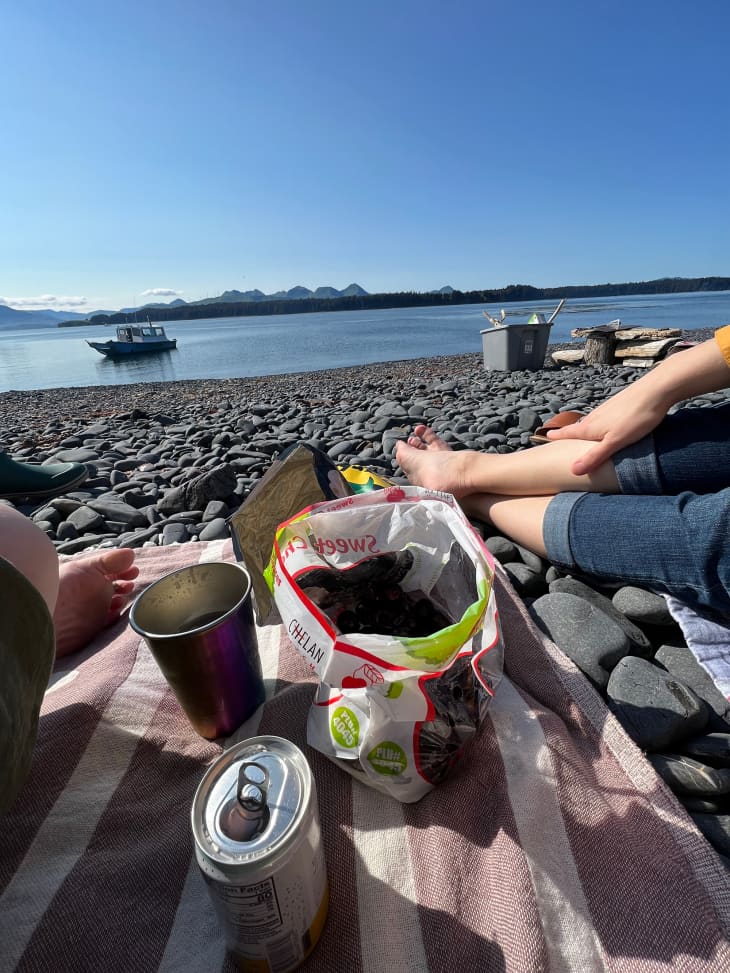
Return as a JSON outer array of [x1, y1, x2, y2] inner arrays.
[[615, 402, 730, 496], [0, 503, 59, 614], [395, 426, 620, 499], [461, 493, 552, 557], [543, 488, 730, 618]]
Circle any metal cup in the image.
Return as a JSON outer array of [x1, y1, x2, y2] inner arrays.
[[129, 561, 264, 739]]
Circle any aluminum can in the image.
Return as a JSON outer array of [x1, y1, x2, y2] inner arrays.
[[191, 735, 328, 972]]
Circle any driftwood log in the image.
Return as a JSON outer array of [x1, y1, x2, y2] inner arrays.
[[551, 348, 585, 365], [584, 331, 616, 364]]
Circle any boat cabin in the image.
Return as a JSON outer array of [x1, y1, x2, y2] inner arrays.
[[116, 325, 169, 342]]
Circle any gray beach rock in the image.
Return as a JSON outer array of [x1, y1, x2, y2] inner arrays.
[[529, 592, 631, 689], [680, 734, 730, 767], [157, 463, 237, 515], [655, 643, 730, 730], [612, 586, 674, 626], [606, 657, 709, 751], [549, 577, 653, 657], [502, 563, 547, 599], [87, 497, 148, 528], [485, 536, 520, 565], [646, 753, 730, 797]]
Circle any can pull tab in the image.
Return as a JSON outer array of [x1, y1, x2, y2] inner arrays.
[[238, 761, 269, 811], [219, 761, 270, 842]]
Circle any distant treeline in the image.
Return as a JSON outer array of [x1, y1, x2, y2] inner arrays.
[[78, 276, 730, 326]]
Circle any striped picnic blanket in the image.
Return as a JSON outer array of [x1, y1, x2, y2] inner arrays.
[[1, 539, 729, 973]]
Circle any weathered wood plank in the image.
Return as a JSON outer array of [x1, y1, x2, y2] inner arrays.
[[571, 325, 681, 340], [619, 358, 656, 368], [613, 327, 681, 341], [613, 338, 680, 359]]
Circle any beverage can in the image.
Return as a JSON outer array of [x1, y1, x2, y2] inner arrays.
[[191, 735, 328, 972]]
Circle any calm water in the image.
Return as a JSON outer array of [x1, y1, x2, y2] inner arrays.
[[2, 291, 729, 392]]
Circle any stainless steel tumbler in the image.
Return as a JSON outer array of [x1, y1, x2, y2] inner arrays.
[[129, 561, 265, 739]]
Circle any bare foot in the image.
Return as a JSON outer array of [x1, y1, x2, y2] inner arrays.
[[54, 548, 139, 658], [406, 424, 452, 451], [395, 425, 476, 498]]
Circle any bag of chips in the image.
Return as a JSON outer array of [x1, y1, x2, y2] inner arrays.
[[266, 485, 503, 802]]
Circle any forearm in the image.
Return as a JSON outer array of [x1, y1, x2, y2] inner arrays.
[[634, 327, 730, 411]]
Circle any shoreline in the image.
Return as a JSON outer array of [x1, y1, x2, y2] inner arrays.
[[0, 328, 719, 429]]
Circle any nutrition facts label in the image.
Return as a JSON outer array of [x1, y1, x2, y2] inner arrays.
[[215, 878, 283, 940]]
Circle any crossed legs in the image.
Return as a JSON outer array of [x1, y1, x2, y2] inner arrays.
[[395, 421, 730, 617], [394, 425, 621, 557]]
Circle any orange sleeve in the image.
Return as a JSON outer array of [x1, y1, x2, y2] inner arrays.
[[715, 324, 730, 369]]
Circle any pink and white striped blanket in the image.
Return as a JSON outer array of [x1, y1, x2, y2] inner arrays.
[[1, 539, 728, 973]]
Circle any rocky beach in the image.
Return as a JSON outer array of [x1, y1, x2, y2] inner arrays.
[[2, 332, 729, 862]]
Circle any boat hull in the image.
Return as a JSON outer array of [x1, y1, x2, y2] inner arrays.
[[87, 339, 177, 358]]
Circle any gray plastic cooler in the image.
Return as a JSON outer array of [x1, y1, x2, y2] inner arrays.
[[480, 321, 552, 372]]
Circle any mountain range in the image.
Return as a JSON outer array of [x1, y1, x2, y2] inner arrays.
[[0, 283, 374, 329]]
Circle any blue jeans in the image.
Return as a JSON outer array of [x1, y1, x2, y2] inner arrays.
[[543, 401, 730, 619]]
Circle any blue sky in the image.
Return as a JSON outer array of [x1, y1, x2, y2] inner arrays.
[[2, 0, 729, 312]]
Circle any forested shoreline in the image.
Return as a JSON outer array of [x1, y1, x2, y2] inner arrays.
[[70, 275, 730, 327]]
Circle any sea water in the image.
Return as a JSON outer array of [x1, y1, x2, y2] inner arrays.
[[1, 290, 729, 392]]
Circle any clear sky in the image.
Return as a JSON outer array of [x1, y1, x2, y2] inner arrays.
[[2, 0, 729, 312]]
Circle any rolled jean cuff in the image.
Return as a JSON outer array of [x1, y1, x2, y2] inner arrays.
[[542, 491, 585, 571], [613, 433, 663, 495]]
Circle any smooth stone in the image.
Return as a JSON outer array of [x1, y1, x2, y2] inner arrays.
[[647, 753, 730, 796], [87, 498, 148, 527], [55, 534, 116, 554], [203, 500, 229, 522], [326, 440, 360, 460], [689, 813, 730, 857], [655, 643, 730, 730], [157, 464, 237, 515], [47, 447, 99, 463], [162, 523, 190, 545], [56, 521, 79, 541], [31, 505, 61, 527], [680, 734, 730, 767], [517, 407, 541, 432], [513, 543, 545, 574], [48, 497, 84, 515], [612, 586, 674, 626], [66, 506, 107, 533], [198, 517, 230, 541], [502, 563, 547, 598], [485, 536, 520, 564], [528, 593, 631, 690], [550, 577, 653, 657], [606, 657, 709, 751], [680, 796, 728, 814]]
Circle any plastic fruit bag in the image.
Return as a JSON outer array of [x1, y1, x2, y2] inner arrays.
[[265, 485, 503, 802]]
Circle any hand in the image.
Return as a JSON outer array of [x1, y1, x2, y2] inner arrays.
[[547, 382, 670, 475]]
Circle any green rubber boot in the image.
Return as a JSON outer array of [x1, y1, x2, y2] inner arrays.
[[0, 452, 88, 500]]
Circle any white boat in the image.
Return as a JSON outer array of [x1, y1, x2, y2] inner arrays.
[[87, 323, 177, 358]]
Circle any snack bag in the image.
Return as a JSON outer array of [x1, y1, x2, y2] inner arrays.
[[266, 485, 503, 802]]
